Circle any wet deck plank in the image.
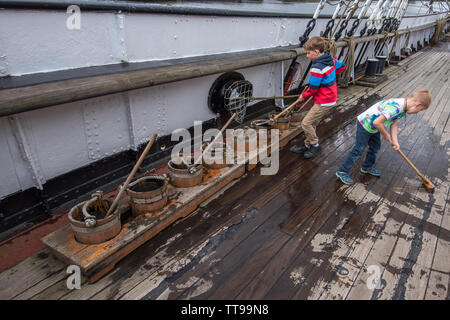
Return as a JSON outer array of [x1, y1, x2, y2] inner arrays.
[[0, 42, 448, 300], [317, 52, 450, 300]]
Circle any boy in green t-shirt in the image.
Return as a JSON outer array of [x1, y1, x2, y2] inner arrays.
[[336, 90, 431, 185]]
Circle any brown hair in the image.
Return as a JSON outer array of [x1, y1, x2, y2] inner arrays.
[[408, 89, 431, 109], [304, 36, 326, 53]]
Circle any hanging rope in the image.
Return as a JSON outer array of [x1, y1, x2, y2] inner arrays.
[[431, 18, 446, 45], [324, 38, 338, 58], [347, 0, 362, 21], [389, 31, 400, 60], [377, 30, 390, 55], [404, 29, 411, 49], [337, 37, 356, 87]]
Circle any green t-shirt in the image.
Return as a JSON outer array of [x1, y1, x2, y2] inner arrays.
[[357, 98, 406, 133]]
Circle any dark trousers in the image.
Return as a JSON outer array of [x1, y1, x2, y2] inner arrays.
[[339, 121, 381, 173]]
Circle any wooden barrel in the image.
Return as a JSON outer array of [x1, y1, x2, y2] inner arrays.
[[203, 141, 230, 169], [273, 117, 290, 130], [68, 194, 121, 244], [232, 128, 258, 153], [126, 175, 168, 217], [167, 159, 203, 188], [290, 110, 307, 123], [250, 120, 273, 146]]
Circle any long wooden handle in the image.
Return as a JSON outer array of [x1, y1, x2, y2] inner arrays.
[[105, 133, 158, 217], [270, 86, 310, 121], [396, 149, 425, 179], [193, 113, 236, 166], [271, 96, 313, 122], [229, 94, 301, 101]]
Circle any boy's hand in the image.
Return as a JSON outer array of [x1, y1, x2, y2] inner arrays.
[[391, 142, 400, 151]]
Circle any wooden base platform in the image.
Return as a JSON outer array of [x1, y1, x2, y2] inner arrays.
[[40, 122, 304, 283]]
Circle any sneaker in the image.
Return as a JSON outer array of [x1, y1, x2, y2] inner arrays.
[[304, 145, 320, 159], [360, 167, 381, 176], [291, 144, 310, 154], [336, 171, 354, 185]]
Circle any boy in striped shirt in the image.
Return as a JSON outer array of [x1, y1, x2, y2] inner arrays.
[[292, 36, 346, 159]]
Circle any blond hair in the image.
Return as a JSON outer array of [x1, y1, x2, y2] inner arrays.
[[304, 36, 326, 53], [408, 89, 431, 109]]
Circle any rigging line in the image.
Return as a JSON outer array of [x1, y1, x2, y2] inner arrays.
[[284, 0, 328, 94], [288, 0, 329, 93], [333, 0, 363, 41], [355, 0, 390, 67], [376, 0, 408, 57], [323, 0, 346, 38], [326, 0, 341, 6], [374, 0, 398, 53], [335, 0, 365, 61], [331, 0, 353, 39], [339, 0, 374, 81]]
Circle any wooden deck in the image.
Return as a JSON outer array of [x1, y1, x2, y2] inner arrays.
[[0, 39, 449, 300]]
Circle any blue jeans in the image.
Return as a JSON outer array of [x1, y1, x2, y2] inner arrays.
[[339, 121, 381, 173]]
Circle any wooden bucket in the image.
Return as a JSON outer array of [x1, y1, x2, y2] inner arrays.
[[68, 193, 121, 244], [167, 159, 203, 188], [290, 110, 307, 123], [126, 175, 168, 217], [270, 113, 290, 130], [203, 141, 231, 169], [232, 128, 258, 153], [250, 120, 273, 146]]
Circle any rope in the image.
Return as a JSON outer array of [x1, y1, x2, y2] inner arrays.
[[326, 0, 354, 58], [324, 38, 338, 58], [377, 30, 390, 55], [389, 31, 400, 60], [330, 0, 352, 39], [431, 18, 446, 45], [337, 37, 356, 88], [405, 29, 411, 49], [347, 0, 362, 21]]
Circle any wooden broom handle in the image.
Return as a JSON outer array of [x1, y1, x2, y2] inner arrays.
[[271, 96, 313, 122], [396, 148, 425, 179], [105, 133, 158, 217]]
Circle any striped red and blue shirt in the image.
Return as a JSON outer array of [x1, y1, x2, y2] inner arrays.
[[302, 51, 346, 106]]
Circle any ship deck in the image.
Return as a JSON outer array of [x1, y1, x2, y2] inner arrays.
[[0, 38, 449, 300]]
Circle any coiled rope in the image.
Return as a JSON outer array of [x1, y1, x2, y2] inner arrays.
[[337, 37, 356, 87]]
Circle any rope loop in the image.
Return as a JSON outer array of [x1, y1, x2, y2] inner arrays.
[[337, 37, 356, 88]]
